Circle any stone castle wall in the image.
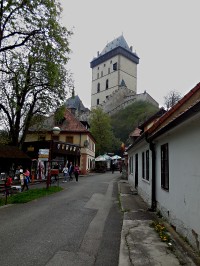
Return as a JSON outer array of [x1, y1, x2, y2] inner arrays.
[[99, 87, 159, 116]]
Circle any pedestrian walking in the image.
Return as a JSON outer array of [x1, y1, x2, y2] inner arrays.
[[68, 162, 74, 181], [74, 165, 80, 182], [21, 169, 29, 191], [53, 162, 59, 181], [23, 168, 31, 183], [111, 161, 115, 173], [5, 175, 12, 196], [62, 165, 69, 182]]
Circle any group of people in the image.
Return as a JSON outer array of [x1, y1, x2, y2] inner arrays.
[[4, 166, 30, 196], [62, 162, 80, 182], [16, 166, 30, 191], [4, 161, 80, 196]]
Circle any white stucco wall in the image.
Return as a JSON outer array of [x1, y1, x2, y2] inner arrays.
[[128, 141, 152, 206], [127, 112, 200, 251], [154, 114, 200, 251]]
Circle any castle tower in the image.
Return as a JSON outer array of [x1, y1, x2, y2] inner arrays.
[[90, 35, 139, 109]]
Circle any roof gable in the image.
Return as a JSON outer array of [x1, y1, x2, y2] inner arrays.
[[61, 109, 88, 132]]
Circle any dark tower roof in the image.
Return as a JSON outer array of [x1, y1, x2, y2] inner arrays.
[[90, 35, 139, 68], [65, 95, 88, 112], [100, 35, 132, 55]]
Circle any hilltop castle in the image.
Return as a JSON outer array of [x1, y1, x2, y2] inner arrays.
[[90, 35, 158, 114], [66, 35, 158, 118]]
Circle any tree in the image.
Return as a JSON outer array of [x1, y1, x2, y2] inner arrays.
[[110, 101, 159, 145], [0, 0, 70, 53], [89, 107, 121, 156], [0, 0, 73, 146], [164, 90, 181, 110], [0, 130, 9, 144]]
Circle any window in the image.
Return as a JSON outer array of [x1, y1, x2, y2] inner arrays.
[[142, 152, 145, 178], [113, 62, 117, 71], [108, 68, 110, 74], [66, 136, 73, 144], [161, 143, 169, 190], [142, 150, 149, 180], [106, 96, 109, 99], [101, 71, 103, 77], [97, 83, 100, 93], [146, 150, 149, 181], [97, 73, 99, 79], [106, 79, 109, 89], [97, 99, 99, 105]]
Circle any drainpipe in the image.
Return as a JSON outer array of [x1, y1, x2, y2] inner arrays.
[[149, 141, 156, 211], [145, 133, 156, 211]]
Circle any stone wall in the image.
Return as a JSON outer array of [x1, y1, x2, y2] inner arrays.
[[100, 87, 159, 115]]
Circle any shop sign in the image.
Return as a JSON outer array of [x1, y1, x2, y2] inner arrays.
[[38, 149, 49, 159]]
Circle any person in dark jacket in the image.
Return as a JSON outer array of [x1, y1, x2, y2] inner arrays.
[[74, 165, 80, 182], [68, 162, 74, 181]]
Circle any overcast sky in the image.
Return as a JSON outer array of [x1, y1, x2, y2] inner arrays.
[[59, 0, 200, 109]]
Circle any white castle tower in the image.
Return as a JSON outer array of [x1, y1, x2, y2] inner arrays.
[[90, 35, 139, 109]]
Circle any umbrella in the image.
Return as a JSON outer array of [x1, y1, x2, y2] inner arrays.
[[111, 155, 122, 160], [103, 154, 112, 160], [95, 155, 107, 162]]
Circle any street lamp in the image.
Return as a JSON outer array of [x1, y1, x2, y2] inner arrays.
[[46, 126, 61, 189]]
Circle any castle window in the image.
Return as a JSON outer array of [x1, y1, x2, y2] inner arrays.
[[108, 68, 110, 74], [97, 83, 100, 93], [97, 99, 99, 105], [106, 96, 109, 99], [110, 60, 112, 64], [101, 71, 103, 77], [106, 79, 109, 89], [104, 64, 106, 67], [113, 63, 117, 71], [97, 73, 99, 79]]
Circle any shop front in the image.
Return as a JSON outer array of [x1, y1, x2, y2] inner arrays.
[[22, 140, 81, 180]]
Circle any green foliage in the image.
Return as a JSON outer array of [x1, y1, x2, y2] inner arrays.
[[0, 0, 73, 146], [0, 187, 63, 206], [150, 221, 171, 243], [0, 130, 10, 144], [54, 105, 66, 124], [110, 101, 159, 144], [90, 107, 121, 155]]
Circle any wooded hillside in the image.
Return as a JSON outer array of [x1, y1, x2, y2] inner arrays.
[[110, 101, 159, 145]]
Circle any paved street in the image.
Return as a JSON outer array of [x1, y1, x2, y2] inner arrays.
[[0, 173, 123, 266], [1, 173, 199, 266]]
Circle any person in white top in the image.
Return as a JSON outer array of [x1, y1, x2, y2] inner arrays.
[[62, 165, 69, 182]]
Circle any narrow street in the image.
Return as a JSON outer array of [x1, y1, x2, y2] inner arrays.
[[0, 173, 123, 266]]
